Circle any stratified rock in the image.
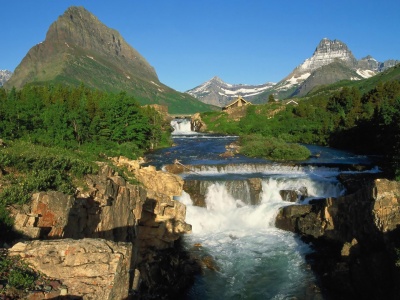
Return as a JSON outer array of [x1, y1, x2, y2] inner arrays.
[[9, 239, 132, 300], [275, 178, 400, 299], [276, 179, 400, 242], [134, 165, 184, 198], [11, 160, 193, 299]]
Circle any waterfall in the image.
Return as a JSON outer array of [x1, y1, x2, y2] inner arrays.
[[146, 131, 379, 299], [178, 175, 344, 299], [171, 118, 193, 134]]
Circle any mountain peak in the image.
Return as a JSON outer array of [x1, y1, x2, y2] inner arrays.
[[300, 38, 357, 73], [210, 76, 224, 84], [5, 5, 159, 89]]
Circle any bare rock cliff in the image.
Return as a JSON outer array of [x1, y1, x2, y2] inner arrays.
[[275, 177, 400, 299], [10, 239, 132, 300], [10, 158, 197, 299]]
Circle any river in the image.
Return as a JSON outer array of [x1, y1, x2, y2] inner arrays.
[[145, 119, 379, 299]]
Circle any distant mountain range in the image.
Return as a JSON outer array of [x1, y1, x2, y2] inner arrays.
[[3, 6, 214, 114], [0, 70, 12, 86], [188, 38, 399, 106], [186, 77, 275, 107]]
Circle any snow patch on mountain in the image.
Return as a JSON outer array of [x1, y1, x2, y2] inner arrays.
[[276, 72, 311, 91], [0, 70, 12, 86], [356, 69, 376, 78], [186, 76, 275, 107]]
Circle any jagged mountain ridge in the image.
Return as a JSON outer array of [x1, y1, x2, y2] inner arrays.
[[0, 70, 12, 86], [186, 76, 275, 107], [189, 38, 399, 105], [4, 6, 214, 114], [259, 38, 399, 102]]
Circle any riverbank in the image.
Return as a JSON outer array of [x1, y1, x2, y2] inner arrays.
[[276, 173, 400, 299]]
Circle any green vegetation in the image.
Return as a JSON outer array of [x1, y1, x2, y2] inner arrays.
[[0, 83, 175, 242], [0, 84, 170, 155], [0, 253, 41, 297], [240, 135, 311, 161]]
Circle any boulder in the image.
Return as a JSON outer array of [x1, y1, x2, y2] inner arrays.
[[134, 165, 184, 198], [191, 113, 207, 132], [9, 239, 132, 300], [279, 190, 298, 202]]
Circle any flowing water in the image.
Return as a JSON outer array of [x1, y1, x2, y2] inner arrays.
[[146, 121, 380, 299]]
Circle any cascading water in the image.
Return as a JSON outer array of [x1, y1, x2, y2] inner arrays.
[[145, 133, 379, 299], [171, 118, 193, 134], [178, 175, 344, 299]]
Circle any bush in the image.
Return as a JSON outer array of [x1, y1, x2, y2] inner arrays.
[[239, 135, 311, 161], [0, 255, 38, 292]]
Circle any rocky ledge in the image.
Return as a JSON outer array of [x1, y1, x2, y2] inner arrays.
[[6, 157, 200, 299], [275, 174, 400, 299]]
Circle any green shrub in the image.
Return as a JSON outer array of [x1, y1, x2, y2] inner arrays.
[[0, 255, 37, 291], [239, 135, 311, 161]]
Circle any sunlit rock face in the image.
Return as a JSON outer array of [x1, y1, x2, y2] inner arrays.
[[10, 158, 194, 299], [9, 238, 132, 300]]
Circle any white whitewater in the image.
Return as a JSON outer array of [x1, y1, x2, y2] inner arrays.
[[171, 118, 193, 135], [179, 175, 345, 299]]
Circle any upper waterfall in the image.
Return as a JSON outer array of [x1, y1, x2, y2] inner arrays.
[[171, 118, 194, 135]]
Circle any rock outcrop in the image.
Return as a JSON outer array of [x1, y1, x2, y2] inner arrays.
[[10, 157, 196, 299], [275, 177, 400, 299], [9, 239, 132, 300], [183, 178, 263, 208], [191, 113, 207, 132]]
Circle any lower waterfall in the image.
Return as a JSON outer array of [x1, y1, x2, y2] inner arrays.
[[178, 176, 344, 299]]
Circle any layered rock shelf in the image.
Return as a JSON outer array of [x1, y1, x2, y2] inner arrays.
[[275, 175, 400, 299], [8, 157, 198, 299]]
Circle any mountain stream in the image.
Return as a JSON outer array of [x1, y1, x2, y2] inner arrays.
[[146, 120, 379, 299]]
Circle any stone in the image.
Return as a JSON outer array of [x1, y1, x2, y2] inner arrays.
[[279, 190, 299, 202], [134, 165, 184, 198], [191, 113, 207, 132], [341, 238, 359, 257], [9, 239, 132, 300], [247, 178, 263, 205]]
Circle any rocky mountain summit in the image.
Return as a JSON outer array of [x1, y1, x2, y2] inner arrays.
[[275, 38, 399, 97], [189, 38, 399, 104], [186, 76, 275, 107], [0, 69, 12, 86], [4, 6, 211, 114], [5, 6, 156, 89]]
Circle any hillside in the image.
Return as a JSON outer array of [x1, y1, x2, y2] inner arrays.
[[4, 6, 214, 114]]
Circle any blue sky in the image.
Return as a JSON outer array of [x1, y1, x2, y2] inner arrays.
[[1, 0, 399, 91]]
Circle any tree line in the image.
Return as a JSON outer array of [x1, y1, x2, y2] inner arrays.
[[0, 83, 171, 157]]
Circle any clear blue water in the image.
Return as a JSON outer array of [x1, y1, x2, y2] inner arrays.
[[146, 130, 379, 300]]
